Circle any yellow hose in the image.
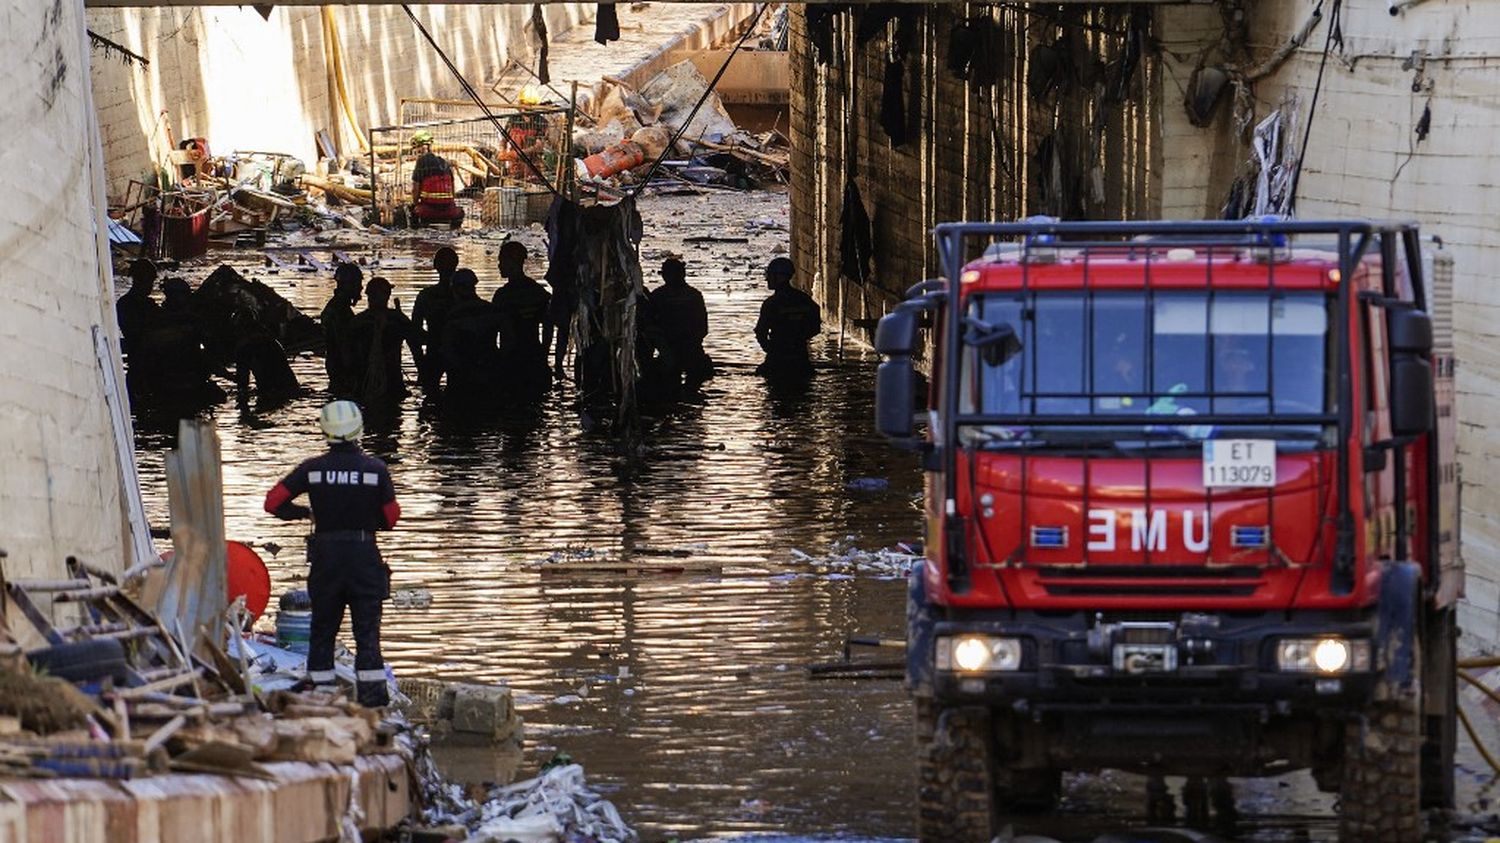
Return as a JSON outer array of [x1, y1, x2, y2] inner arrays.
[[322, 8, 369, 154], [1456, 662, 1500, 776], [1458, 701, 1500, 775]]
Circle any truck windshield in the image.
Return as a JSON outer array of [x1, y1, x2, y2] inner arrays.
[[960, 291, 1335, 442]]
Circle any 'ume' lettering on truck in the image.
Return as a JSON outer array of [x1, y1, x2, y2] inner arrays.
[[874, 218, 1460, 842]]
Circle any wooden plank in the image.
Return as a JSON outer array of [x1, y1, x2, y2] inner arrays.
[[113, 670, 203, 699], [142, 715, 186, 754]]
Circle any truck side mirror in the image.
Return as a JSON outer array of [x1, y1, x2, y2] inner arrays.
[[875, 308, 919, 357], [1388, 307, 1434, 436], [1390, 355, 1433, 436], [876, 358, 917, 439], [1387, 307, 1433, 355]]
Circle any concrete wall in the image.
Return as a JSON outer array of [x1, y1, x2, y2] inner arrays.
[[85, 3, 588, 200], [788, 4, 1159, 348], [2, 0, 131, 579], [1157, 0, 1500, 647]]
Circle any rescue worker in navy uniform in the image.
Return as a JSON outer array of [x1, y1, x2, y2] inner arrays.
[[753, 257, 822, 379], [263, 401, 399, 707]]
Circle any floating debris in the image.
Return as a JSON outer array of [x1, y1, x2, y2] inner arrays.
[[788, 536, 923, 579]]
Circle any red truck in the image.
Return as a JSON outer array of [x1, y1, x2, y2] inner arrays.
[[873, 219, 1460, 842]]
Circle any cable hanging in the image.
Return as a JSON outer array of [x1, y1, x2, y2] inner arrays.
[[1286, 0, 1342, 216], [402, 4, 564, 200], [630, 3, 770, 195]]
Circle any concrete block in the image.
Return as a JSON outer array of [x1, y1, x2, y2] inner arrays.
[[440, 682, 521, 743]]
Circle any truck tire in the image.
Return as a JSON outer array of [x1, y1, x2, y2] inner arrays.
[[915, 698, 997, 842], [1338, 693, 1423, 842]]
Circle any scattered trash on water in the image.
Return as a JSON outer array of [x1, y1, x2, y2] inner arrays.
[[844, 477, 890, 492], [788, 535, 924, 579]]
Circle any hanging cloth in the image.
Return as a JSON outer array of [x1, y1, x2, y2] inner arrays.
[[880, 56, 907, 147], [532, 4, 550, 85], [838, 180, 874, 285], [595, 3, 621, 44], [805, 4, 840, 66]]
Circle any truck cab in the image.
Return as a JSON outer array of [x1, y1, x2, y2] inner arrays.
[[874, 219, 1459, 842]]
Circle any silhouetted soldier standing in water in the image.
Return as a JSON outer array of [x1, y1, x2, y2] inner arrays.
[[649, 257, 714, 394], [442, 268, 504, 403], [754, 257, 821, 380], [322, 263, 364, 398], [117, 259, 162, 399], [413, 247, 459, 392], [348, 277, 423, 406], [491, 241, 553, 398], [116, 259, 161, 359]]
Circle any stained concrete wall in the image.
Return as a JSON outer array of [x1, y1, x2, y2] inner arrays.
[[2, 0, 131, 579], [85, 3, 588, 201], [788, 4, 1159, 348], [1157, 0, 1500, 647]]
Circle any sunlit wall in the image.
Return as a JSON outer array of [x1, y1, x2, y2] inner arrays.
[[85, 3, 587, 201], [1159, 0, 1500, 647], [2, 0, 131, 580]]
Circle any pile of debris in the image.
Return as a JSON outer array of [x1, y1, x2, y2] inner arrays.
[[0, 558, 398, 781], [110, 147, 380, 261], [570, 60, 789, 199]]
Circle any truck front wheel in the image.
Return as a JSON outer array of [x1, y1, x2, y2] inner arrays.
[[915, 698, 997, 842], [1338, 691, 1423, 842]]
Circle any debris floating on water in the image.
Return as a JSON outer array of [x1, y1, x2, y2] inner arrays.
[[788, 535, 923, 579]]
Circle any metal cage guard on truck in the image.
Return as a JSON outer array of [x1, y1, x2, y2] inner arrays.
[[917, 219, 1430, 598]]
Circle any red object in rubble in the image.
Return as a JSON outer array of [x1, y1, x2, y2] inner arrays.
[[226, 540, 272, 622], [582, 141, 646, 178]]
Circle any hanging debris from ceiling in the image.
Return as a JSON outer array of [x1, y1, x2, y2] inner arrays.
[[531, 4, 550, 85], [87, 30, 148, 68], [595, 3, 621, 45]]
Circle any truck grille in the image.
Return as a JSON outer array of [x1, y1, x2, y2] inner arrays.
[[1037, 565, 1263, 598]]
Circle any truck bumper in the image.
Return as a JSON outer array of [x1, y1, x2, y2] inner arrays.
[[919, 610, 1380, 776]]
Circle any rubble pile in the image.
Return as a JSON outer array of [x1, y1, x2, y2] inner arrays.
[[0, 550, 635, 840], [0, 563, 400, 781], [572, 61, 789, 198]]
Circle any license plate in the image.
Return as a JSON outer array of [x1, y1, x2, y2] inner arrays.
[[1202, 439, 1276, 488], [1113, 644, 1178, 674]]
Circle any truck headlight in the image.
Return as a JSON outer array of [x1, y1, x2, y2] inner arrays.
[[936, 635, 1023, 673], [1276, 637, 1371, 674]]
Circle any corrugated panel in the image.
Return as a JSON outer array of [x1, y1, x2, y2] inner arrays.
[[1427, 245, 1454, 354]]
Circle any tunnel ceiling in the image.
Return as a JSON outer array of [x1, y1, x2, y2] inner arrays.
[[85, 0, 1206, 6]]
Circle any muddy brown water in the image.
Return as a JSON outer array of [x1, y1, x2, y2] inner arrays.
[[127, 192, 1496, 842]]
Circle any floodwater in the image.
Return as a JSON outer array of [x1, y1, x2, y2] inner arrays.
[[127, 192, 1500, 842]]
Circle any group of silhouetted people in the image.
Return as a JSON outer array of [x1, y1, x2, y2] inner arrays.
[[116, 258, 299, 410], [117, 247, 824, 417]]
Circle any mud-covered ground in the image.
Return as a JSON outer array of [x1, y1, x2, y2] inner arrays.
[[124, 190, 1500, 842]]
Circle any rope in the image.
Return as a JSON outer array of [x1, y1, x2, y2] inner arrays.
[[1286, 0, 1341, 216], [401, 4, 563, 200], [630, 3, 770, 195]]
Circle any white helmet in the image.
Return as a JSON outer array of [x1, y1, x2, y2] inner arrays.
[[320, 400, 363, 443]]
